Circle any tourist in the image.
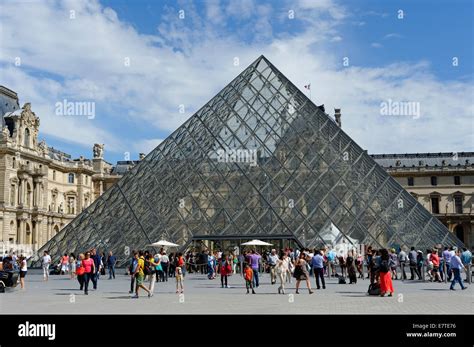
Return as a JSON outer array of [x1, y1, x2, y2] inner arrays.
[[430, 248, 442, 282], [41, 251, 51, 281], [107, 251, 117, 279], [346, 250, 357, 284], [389, 248, 398, 280], [243, 263, 255, 294], [148, 252, 159, 296], [160, 250, 169, 282], [153, 252, 164, 282], [76, 253, 85, 290], [311, 249, 326, 289], [18, 255, 27, 289], [294, 253, 313, 294], [177, 252, 186, 277], [276, 252, 288, 294], [450, 249, 468, 291], [337, 254, 346, 278], [416, 250, 424, 281], [356, 252, 364, 279], [69, 253, 76, 280], [378, 249, 394, 297], [398, 247, 408, 280], [461, 248, 472, 281], [90, 248, 101, 289], [425, 249, 434, 281], [232, 252, 238, 274], [408, 247, 420, 280], [132, 251, 152, 298], [60, 253, 69, 275], [129, 251, 138, 293], [82, 251, 95, 295], [267, 249, 279, 285], [207, 251, 216, 279], [248, 250, 261, 288], [175, 265, 184, 293], [442, 247, 454, 281], [168, 253, 176, 278], [219, 254, 232, 288]]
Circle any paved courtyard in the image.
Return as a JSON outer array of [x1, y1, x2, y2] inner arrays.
[[1, 269, 472, 314]]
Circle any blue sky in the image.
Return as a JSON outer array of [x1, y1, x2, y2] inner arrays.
[[0, 0, 472, 164]]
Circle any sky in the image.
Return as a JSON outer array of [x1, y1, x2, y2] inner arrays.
[[0, 0, 473, 164]]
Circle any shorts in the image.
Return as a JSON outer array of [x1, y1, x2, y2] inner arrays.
[[20, 271, 27, 278], [136, 274, 145, 286], [61, 264, 69, 272]]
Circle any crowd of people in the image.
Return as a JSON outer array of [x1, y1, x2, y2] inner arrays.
[[1, 244, 471, 296]]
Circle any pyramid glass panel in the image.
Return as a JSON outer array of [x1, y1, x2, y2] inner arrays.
[[33, 56, 463, 265]]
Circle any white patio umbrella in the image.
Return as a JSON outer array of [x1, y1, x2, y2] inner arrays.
[[240, 239, 273, 246], [148, 240, 180, 247]]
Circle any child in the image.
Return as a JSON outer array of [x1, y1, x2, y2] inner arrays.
[[176, 266, 184, 293], [244, 264, 255, 294]]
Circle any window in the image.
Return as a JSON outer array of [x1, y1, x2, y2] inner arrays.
[[12, 157, 16, 168], [24, 128, 30, 147], [68, 173, 74, 184], [85, 175, 88, 184], [431, 196, 440, 214], [53, 170, 56, 180], [407, 177, 414, 186], [430, 176, 437, 186], [454, 195, 463, 214], [10, 184, 15, 206], [454, 176, 461, 185]]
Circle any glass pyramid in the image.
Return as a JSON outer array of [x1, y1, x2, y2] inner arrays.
[[34, 55, 463, 265]]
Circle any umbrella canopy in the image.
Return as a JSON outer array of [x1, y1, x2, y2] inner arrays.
[[148, 240, 180, 247], [240, 239, 273, 246]]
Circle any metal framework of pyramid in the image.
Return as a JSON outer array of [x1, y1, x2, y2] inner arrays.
[[34, 55, 463, 265]]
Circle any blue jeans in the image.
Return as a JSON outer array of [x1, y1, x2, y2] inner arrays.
[[450, 268, 465, 289], [83, 272, 92, 293], [108, 264, 115, 279], [446, 263, 452, 281], [252, 268, 259, 287]]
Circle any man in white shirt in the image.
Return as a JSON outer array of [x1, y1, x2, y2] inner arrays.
[[42, 251, 51, 281], [450, 249, 468, 291], [267, 249, 279, 285]]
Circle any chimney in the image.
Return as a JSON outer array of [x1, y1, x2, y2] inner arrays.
[[334, 108, 342, 127], [139, 153, 146, 161]]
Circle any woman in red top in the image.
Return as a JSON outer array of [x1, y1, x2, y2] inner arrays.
[[81, 252, 95, 295], [219, 254, 232, 288], [430, 249, 442, 282]]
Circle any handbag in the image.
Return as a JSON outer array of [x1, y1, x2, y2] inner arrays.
[[76, 266, 85, 276]]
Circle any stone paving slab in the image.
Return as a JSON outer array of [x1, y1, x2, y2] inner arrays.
[[1, 270, 472, 314]]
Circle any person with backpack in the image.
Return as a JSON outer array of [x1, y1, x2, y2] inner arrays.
[[378, 249, 394, 297], [219, 254, 232, 288], [132, 251, 152, 298]]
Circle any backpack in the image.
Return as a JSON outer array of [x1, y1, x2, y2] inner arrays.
[[367, 283, 381, 296], [338, 277, 346, 284]]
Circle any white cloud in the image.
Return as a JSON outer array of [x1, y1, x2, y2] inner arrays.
[[0, 0, 471, 163], [371, 42, 383, 48]]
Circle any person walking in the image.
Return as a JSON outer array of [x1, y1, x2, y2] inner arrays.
[[294, 253, 313, 294], [76, 254, 85, 290], [175, 265, 184, 293], [326, 247, 336, 277], [18, 255, 27, 289], [276, 253, 289, 294], [442, 247, 454, 281], [107, 251, 117, 279], [408, 247, 420, 280], [60, 253, 69, 275], [41, 251, 51, 281], [248, 250, 261, 288], [389, 249, 398, 280], [378, 249, 394, 297], [219, 255, 232, 288], [398, 247, 408, 280], [90, 248, 101, 290], [430, 248, 442, 282], [346, 250, 357, 284], [160, 251, 169, 282], [82, 251, 95, 295], [267, 249, 279, 285], [132, 251, 152, 298], [416, 250, 424, 280], [450, 249, 468, 291], [129, 251, 138, 294], [148, 253, 160, 296], [311, 250, 326, 288], [243, 263, 255, 294], [69, 253, 76, 280], [461, 248, 472, 281]]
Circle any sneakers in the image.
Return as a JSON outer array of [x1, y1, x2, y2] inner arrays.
[[148, 292, 153, 298], [131, 294, 139, 298], [462, 287, 468, 290]]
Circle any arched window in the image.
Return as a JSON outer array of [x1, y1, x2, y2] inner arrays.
[[24, 128, 30, 147], [68, 173, 74, 184]]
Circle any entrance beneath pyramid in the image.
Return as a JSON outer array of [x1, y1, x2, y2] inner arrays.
[[186, 236, 301, 255]]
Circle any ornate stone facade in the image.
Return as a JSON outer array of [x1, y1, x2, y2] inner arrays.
[[0, 87, 118, 254]]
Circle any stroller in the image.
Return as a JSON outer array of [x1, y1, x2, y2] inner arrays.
[[0, 258, 20, 293]]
